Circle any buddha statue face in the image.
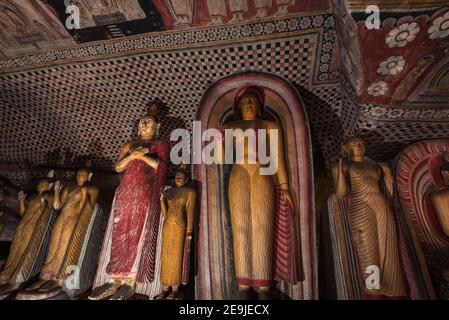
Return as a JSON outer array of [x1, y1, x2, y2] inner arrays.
[[174, 171, 188, 188], [138, 116, 159, 139], [238, 93, 261, 121], [344, 137, 366, 160], [76, 169, 91, 186], [37, 180, 51, 194]]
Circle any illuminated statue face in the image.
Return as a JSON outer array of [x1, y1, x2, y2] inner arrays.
[[138, 116, 158, 138], [174, 172, 188, 188], [76, 170, 90, 185], [37, 180, 50, 193], [346, 138, 366, 159], [238, 93, 261, 120]]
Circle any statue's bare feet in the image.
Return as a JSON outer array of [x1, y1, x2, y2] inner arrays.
[[38, 279, 62, 292], [257, 288, 271, 300], [109, 284, 135, 300], [0, 282, 19, 296], [236, 288, 249, 300], [167, 291, 184, 300], [88, 283, 119, 300], [0, 274, 9, 285], [154, 290, 169, 300], [25, 279, 48, 291]]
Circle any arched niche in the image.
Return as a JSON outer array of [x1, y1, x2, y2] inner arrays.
[[395, 139, 449, 299], [194, 71, 317, 300]]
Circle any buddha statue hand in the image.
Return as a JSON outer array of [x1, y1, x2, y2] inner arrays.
[[338, 158, 344, 173], [281, 189, 295, 213], [80, 187, 89, 208], [130, 147, 149, 160], [54, 181, 63, 194], [18, 191, 27, 202]]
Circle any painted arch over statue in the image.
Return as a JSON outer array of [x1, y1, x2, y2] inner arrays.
[[194, 71, 317, 300]]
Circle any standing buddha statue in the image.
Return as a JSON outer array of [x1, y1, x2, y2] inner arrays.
[[430, 152, 449, 237], [222, 86, 301, 300], [23, 169, 99, 298], [89, 99, 169, 300], [0, 177, 54, 297], [331, 136, 408, 298], [155, 165, 196, 300]]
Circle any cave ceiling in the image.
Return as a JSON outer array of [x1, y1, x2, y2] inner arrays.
[[0, 0, 448, 173]]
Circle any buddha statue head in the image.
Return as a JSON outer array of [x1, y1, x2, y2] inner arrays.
[[37, 179, 52, 195], [343, 136, 366, 162], [76, 169, 93, 186], [174, 164, 189, 188], [440, 153, 449, 187], [138, 98, 162, 140], [234, 87, 265, 121]]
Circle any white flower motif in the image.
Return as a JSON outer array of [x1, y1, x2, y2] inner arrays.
[[428, 11, 449, 39], [313, 16, 324, 28], [377, 56, 406, 76], [321, 53, 331, 63], [368, 81, 389, 96], [299, 17, 312, 29], [385, 22, 420, 48], [319, 63, 329, 73], [370, 106, 387, 117]]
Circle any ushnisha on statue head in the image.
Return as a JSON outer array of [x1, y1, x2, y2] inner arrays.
[[138, 98, 163, 140]]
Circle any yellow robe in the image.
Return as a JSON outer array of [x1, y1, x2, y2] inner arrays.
[[0, 194, 53, 283]]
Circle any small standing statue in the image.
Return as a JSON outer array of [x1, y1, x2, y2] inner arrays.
[[430, 152, 449, 237], [155, 165, 196, 300], [89, 99, 169, 300], [331, 137, 408, 298], [21, 169, 99, 299], [0, 175, 55, 298]]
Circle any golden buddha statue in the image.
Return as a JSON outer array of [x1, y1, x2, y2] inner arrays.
[[0, 178, 54, 297], [155, 165, 196, 300], [430, 153, 449, 237], [331, 137, 407, 298], [222, 87, 296, 300], [24, 169, 99, 296]]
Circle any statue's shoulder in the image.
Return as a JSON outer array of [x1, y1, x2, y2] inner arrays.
[[88, 185, 100, 193], [263, 120, 281, 130], [432, 189, 449, 199], [186, 186, 197, 196], [154, 140, 170, 153]]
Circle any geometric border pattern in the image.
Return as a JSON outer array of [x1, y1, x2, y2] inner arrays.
[[0, 12, 339, 85]]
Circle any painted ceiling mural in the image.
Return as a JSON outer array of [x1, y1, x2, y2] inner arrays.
[[334, 0, 449, 107], [0, 0, 448, 175]]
